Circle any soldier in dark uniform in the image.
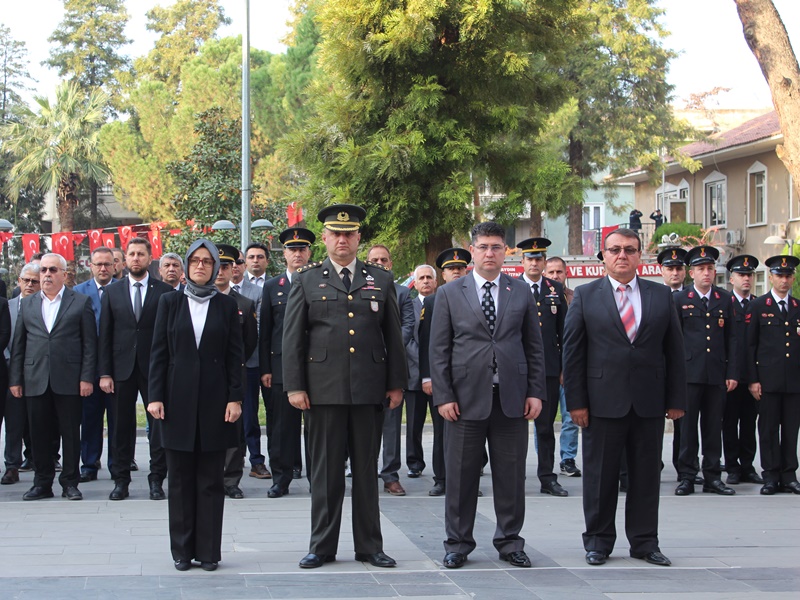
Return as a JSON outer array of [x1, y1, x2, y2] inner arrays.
[[418, 247, 471, 496], [516, 237, 568, 497], [746, 255, 800, 495], [723, 255, 763, 486], [283, 204, 407, 568], [215, 244, 258, 500], [673, 246, 737, 497], [259, 227, 315, 498]]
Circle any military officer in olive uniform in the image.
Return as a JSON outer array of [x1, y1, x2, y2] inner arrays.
[[516, 237, 568, 497], [259, 227, 316, 498], [283, 204, 407, 568], [674, 246, 738, 497], [746, 255, 800, 495], [723, 255, 763, 486]]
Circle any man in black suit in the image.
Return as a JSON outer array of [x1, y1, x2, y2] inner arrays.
[[674, 246, 737, 497], [418, 247, 471, 497], [215, 244, 258, 499], [260, 228, 315, 498], [159, 253, 184, 291], [563, 228, 686, 567], [430, 222, 547, 570], [10, 253, 97, 501], [99, 237, 173, 501], [746, 255, 800, 495], [723, 255, 763, 486], [516, 237, 568, 498], [283, 204, 407, 569]]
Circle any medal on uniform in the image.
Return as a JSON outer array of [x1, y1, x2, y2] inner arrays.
[[551, 305, 557, 314], [319, 283, 327, 288], [718, 318, 724, 328], [371, 301, 379, 312]]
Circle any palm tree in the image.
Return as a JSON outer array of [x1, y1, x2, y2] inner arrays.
[[1, 80, 109, 234]]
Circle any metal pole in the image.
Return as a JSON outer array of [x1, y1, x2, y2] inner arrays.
[[241, 0, 251, 250]]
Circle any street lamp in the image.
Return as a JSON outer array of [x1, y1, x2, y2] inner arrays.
[[211, 219, 237, 231], [251, 219, 273, 230], [0, 218, 13, 231], [764, 234, 795, 255]]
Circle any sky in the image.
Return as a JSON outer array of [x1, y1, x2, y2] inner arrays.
[[1, 0, 798, 110]]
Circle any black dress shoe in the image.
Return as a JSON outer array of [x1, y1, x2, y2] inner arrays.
[[23, 486, 54, 501], [225, 485, 244, 499], [693, 475, 704, 485], [781, 481, 800, 494], [149, 481, 166, 500], [429, 482, 445, 496], [79, 471, 98, 483], [293, 469, 302, 479], [443, 552, 467, 568], [61, 486, 83, 500], [675, 479, 694, 496], [18, 459, 33, 472], [267, 484, 288, 498], [1, 468, 19, 485], [499, 550, 531, 568], [200, 561, 218, 571], [130, 460, 138, 471], [726, 472, 740, 485], [355, 551, 396, 567], [742, 472, 764, 484], [109, 483, 129, 501], [407, 469, 421, 478], [174, 560, 191, 571], [633, 551, 671, 566], [585, 551, 608, 565], [540, 481, 568, 497], [760, 482, 779, 495], [299, 553, 335, 568], [703, 480, 735, 495]]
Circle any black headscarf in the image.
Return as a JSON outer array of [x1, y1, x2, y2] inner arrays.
[[183, 238, 220, 303]]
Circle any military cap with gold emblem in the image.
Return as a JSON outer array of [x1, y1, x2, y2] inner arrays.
[[516, 237, 552, 258], [726, 254, 759, 273], [279, 227, 315, 247], [317, 203, 366, 231], [216, 243, 239, 264], [657, 246, 688, 267], [435, 247, 471, 270], [765, 254, 800, 274], [685, 245, 719, 266]]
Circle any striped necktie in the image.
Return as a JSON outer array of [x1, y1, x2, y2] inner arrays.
[[617, 284, 636, 342]]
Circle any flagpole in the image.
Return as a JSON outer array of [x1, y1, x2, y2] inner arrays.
[[241, 0, 251, 251]]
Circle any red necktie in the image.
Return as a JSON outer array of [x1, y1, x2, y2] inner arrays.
[[617, 284, 636, 342]]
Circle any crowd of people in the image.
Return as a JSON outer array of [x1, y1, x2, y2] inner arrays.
[[0, 205, 798, 573]]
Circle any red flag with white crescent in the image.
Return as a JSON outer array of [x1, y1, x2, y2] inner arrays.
[[72, 233, 87, 245], [101, 233, 116, 249], [0, 232, 13, 244], [22, 234, 39, 262], [88, 229, 103, 250], [51, 232, 74, 260], [148, 229, 163, 259], [118, 226, 133, 249]]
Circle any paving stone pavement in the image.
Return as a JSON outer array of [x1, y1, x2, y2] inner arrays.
[[0, 425, 798, 599]]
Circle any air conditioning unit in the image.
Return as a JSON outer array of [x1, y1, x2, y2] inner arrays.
[[769, 223, 787, 238], [725, 229, 743, 246]]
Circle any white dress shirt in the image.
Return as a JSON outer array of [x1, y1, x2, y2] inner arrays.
[[472, 270, 501, 310], [187, 296, 210, 348], [41, 286, 66, 333], [129, 273, 149, 308], [247, 272, 265, 288]]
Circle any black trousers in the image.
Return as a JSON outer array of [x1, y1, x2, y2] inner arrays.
[[533, 376, 561, 485], [305, 403, 384, 556], [679, 383, 726, 482], [3, 386, 30, 468], [166, 448, 227, 563], [110, 365, 167, 484], [722, 385, 759, 476], [758, 392, 800, 484], [27, 387, 82, 489], [406, 390, 446, 484], [443, 389, 528, 556], [582, 409, 664, 556], [223, 418, 246, 488], [268, 383, 303, 491]]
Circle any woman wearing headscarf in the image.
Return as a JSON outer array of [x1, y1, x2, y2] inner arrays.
[[148, 239, 244, 571]]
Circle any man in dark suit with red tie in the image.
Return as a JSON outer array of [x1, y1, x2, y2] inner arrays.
[[99, 237, 173, 501], [563, 228, 686, 567]]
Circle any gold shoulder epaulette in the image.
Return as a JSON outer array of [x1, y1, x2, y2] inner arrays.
[[365, 261, 388, 271], [297, 261, 322, 274]]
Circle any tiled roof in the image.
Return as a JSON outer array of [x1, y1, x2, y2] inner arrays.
[[680, 110, 781, 157]]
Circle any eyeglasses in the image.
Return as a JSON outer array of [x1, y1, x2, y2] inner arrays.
[[604, 246, 640, 256], [20, 278, 40, 285], [235, 259, 245, 265], [93, 262, 112, 268], [40, 266, 61, 273], [188, 258, 214, 267], [474, 244, 505, 253]]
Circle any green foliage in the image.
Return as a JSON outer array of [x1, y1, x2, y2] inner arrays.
[[0, 25, 34, 125], [651, 222, 705, 252]]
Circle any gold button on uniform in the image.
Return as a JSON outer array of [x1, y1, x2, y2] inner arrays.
[[348, 295, 353, 301], [348, 312, 354, 318], [706, 348, 711, 353], [349, 330, 355, 335], [706, 324, 710, 329], [350, 347, 355, 353], [322, 296, 326, 300]]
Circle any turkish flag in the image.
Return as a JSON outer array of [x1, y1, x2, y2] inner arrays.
[[118, 226, 133, 250], [0, 232, 13, 244], [51, 232, 75, 260], [149, 229, 163, 259], [287, 202, 303, 226], [22, 234, 39, 262], [88, 229, 103, 250], [72, 233, 87, 245], [101, 233, 116, 249], [169, 229, 181, 236], [600, 224, 620, 245]]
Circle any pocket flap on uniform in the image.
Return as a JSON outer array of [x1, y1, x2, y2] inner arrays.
[[308, 348, 327, 362]]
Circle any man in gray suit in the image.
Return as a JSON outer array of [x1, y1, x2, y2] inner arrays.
[[430, 221, 547, 569], [10, 253, 97, 501]]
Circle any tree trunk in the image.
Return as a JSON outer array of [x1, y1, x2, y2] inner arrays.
[[529, 206, 543, 237], [735, 0, 800, 199], [90, 180, 98, 228], [567, 135, 586, 255], [425, 230, 455, 285], [56, 173, 79, 285]]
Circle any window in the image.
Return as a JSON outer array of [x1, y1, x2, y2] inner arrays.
[[747, 161, 767, 226], [582, 204, 603, 230], [656, 179, 689, 223], [703, 171, 727, 228]]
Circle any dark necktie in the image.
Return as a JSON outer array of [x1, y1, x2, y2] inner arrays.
[[133, 282, 143, 322], [702, 296, 708, 311], [482, 281, 497, 373], [341, 267, 351, 291], [779, 299, 787, 315], [532, 282, 540, 302], [99, 285, 106, 298], [742, 298, 749, 310], [232, 284, 240, 293]]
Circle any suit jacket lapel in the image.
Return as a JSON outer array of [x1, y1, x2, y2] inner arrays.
[[637, 277, 651, 339], [494, 274, 511, 332], [350, 261, 368, 292], [142, 279, 160, 314], [322, 258, 348, 295], [461, 272, 491, 335], [51, 289, 75, 333]]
